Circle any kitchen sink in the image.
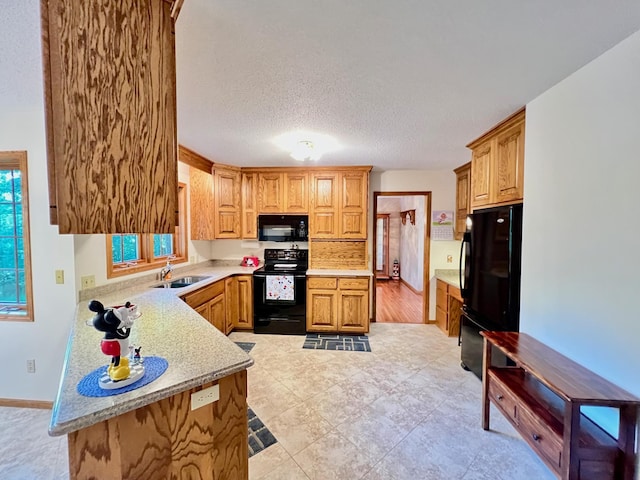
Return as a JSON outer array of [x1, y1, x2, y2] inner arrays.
[[153, 275, 211, 288]]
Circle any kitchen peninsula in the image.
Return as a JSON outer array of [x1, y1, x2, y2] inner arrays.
[[49, 268, 256, 480]]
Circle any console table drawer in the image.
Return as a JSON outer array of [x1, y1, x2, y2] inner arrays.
[[488, 376, 518, 424], [517, 405, 563, 472]]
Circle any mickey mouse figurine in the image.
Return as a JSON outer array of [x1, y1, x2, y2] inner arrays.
[[89, 300, 136, 382]]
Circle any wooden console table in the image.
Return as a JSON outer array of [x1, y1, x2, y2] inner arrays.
[[481, 331, 639, 480]]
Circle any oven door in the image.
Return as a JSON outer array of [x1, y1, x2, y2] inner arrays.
[[253, 272, 307, 334]]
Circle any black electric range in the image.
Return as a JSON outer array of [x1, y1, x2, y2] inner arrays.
[[252, 249, 308, 335]]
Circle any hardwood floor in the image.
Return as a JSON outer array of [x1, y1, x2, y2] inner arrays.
[[375, 279, 423, 323]]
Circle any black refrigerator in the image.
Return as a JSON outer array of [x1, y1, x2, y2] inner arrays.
[[459, 204, 523, 379]]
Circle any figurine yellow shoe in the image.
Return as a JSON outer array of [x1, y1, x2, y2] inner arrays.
[[107, 364, 131, 382]]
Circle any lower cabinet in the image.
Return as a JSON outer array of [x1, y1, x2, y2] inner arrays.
[[182, 274, 254, 334], [235, 275, 253, 330], [224, 276, 238, 335], [435, 279, 462, 337], [307, 276, 369, 334]]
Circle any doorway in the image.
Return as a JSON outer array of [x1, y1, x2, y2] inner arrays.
[[372, 191, 431, 324]]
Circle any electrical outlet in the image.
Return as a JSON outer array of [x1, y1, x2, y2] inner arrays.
[[446, 255, 453, 263], [191, 384, 219, 411], [55, 270, 64, 284], [81, 275, 95, 290], [26, 359, 36, 373], [190, 256, 196, 264]]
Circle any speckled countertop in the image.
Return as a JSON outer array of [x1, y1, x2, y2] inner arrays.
[[49, 264, 257, 436], [306, 269, 373, 276], [435, 269, 461, 289]]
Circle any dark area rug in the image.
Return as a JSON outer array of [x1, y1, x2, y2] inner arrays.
[[235, 342, 256, 353], [302, 334, 371, 352], [247, 408, 277, 457]]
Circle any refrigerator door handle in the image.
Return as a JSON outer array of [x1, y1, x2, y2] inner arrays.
[[460, 231, 471, 299]]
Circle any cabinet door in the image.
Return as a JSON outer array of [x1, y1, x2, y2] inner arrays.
[[470, 142, 493, 208], [494, 121, 525, 204], [306, 289, 338, 332], [339, 171, 368, 239], [241, 173, 258, 238], [194, 303, 210, 322], [42, 0, 177, 234], [214, 167, 241, 238], [309, 173, 338, 238], [435, 280, 448, 334], [236, 275, 253, 329], [209, 294, 226, 332], [258, 173, 283, 213], [338, 290, 369, 334], [454, 163, 471, 240], [284, 172, 308, 212], [224, 276, 238, 335], [189, 167, 216, 240]]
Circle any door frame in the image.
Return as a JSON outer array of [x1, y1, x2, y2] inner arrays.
[[372, 191, 432, 324]]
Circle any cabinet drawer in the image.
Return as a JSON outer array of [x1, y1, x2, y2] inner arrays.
[[517, 405, 563, 471], [308, 277, 337, 289], [488, 376, 518, 425], [182, 280, 225, 308], [338, 277, 369, 290]]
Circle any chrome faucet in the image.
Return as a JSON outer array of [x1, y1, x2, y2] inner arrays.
[[160, 260, 173, 281]]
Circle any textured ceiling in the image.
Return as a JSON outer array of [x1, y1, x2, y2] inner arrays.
[[179, 2, 637, 171]]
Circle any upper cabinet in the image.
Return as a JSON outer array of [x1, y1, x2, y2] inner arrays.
[[453, 162, 471, 240], [467, 109, 525, 209], [181, 146, 215, 240], [241, 173, 258, 239], [41, 0, 178, 233], [310, 169, 370, 239], [256, 171, 308, 214], [213, 165, 241, 238]]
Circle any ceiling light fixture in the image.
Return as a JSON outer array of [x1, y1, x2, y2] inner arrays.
[[290, 140, 318, 161], [272, 130, 341, 161]]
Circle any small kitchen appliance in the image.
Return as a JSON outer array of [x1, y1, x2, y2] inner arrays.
[[241, 256, 259, 267]]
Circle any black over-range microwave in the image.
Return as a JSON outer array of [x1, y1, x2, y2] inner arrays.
[[258, 215, 308, 242]]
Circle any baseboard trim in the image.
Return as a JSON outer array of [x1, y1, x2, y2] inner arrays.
[[400, 278, 422, 295], [0, 398, 53, 409], [426, 319, 437, 325]]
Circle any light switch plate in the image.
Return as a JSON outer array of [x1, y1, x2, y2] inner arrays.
[[191, 384, 219, 411]]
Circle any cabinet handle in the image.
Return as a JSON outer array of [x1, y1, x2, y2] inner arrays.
[[497, 395, 504, 400], [532, 434, 540, 442]]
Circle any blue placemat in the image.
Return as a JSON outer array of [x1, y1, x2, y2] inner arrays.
[[77, 356, 168, 397]]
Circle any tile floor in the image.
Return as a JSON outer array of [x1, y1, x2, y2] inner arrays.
[[0, 323, 555, 479]]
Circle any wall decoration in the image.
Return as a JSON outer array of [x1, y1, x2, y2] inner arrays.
[[432, 210, 454, 240]]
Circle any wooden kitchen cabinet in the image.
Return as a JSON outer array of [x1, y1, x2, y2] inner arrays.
[[307, 276, 369, 334], [482, 332, 640, 480], [309, 168, 370, 239], [224, 276, 238, 334], [41, 0, 178, 234], [454, 162, 471, 240], [435, 279, 462, 337], [214, 164, 241, 238], [189, 166, 216, 240], [182, 280, 226, 332], [235, 275, 253, 330], [256, 171, 308, 213], [241, 173, 258, 238], [468, 108, 525, 209]]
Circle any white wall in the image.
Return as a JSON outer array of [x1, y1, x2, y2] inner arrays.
[[521, 30, 640, 434], [0, 1, 77, 401], [370, 169, 461, 320]]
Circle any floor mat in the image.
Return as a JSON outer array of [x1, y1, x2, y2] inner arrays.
[[235, 342, 256, 353], [248, 408, 277, 457], [302, 334, 371, 352]]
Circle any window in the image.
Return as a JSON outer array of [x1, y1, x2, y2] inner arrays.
[[0, 151, 34, 321], [106, 183, 188, 278]]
